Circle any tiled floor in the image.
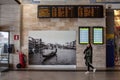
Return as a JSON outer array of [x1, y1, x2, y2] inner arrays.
[[1, 71, 120, 80]]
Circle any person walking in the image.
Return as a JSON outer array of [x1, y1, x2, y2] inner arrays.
[[83, 43, 96, 74]]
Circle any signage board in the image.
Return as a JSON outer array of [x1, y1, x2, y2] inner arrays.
[[38, 5, 104, 18]]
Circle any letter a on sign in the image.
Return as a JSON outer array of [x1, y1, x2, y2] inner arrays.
[[14, 35, 19, 40]]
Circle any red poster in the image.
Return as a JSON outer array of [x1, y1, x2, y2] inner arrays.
[[14, 35, 19, 40]]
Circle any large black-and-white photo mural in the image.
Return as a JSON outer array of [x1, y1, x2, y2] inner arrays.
[[28, 31, 76, 65]]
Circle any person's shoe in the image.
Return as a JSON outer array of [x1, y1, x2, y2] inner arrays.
[[85, 71, 89, 74], [93, 69, 96, 72]]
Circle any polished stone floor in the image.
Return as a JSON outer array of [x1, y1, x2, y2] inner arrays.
[[0, 71, 120, 80]]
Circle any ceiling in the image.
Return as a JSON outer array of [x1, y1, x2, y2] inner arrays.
[[0, 0, 18, 5]]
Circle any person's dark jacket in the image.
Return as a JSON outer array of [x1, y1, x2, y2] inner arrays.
[[83, 46, 93, 66]]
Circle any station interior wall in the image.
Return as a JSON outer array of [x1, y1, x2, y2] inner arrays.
[[0, 0, 107, 69]]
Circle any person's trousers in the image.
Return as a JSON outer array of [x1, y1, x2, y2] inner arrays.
[[87, 62, 94, 71]]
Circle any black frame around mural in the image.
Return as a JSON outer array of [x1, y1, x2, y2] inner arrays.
[[79, 27, 90, 44]]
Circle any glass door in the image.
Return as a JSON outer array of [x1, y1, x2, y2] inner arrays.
[[0, 31, 9, 69]]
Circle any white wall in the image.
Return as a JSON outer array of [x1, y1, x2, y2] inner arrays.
[[0, 4, 21, 69], [0, 4, 20, 50]]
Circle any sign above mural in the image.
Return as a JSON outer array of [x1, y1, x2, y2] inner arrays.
[[38, 5, 104, 18]]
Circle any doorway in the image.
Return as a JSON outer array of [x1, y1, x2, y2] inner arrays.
[[0, 31, 9, 70]]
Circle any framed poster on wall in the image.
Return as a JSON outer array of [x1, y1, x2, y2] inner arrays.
[[79, 27, 90, 44], [93, 27, 104, 44], [28, 31, 76, 66]]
